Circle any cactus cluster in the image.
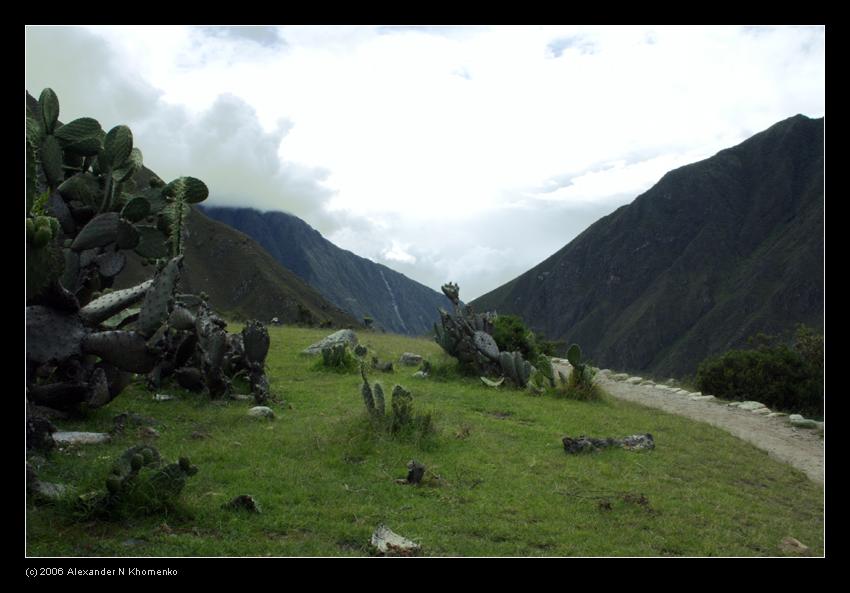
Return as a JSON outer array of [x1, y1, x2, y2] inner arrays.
[[359, 365, 432, 436], [499, 350, 535, 388], [433, 283, 501, 376], [78, 445, 198, 517], [25, 88, 273, 418], [434, 282, 544, 388]]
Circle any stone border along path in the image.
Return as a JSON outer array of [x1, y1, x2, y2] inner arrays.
[[550, 360, 824, 486]]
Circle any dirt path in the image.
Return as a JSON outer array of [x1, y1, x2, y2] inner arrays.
[[551, 362, 824, 486]]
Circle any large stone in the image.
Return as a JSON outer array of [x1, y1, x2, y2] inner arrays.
[[399, 352, 424, 366], [625, 377, 643, 385], [302, 329, 358, 355], [248, 406, 275, 419], [737, 401, 767, 411], [789, 414, 820, 429], [52, 431, 111, 445], [371, 524, 421, 556]]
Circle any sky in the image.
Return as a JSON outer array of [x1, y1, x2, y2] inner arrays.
[[25, 25, 825, 300]]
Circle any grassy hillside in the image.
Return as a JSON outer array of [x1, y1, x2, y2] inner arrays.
[[26, 326, 823, 557]]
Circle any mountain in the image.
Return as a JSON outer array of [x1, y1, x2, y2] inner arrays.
[[472, 115, 824, 379], [26, 90, 359, 329], [198, 206, 453, 335], [113, 207, 360, 328]]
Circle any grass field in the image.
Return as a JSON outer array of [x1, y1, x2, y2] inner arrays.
[[26, 326, 824, 557]]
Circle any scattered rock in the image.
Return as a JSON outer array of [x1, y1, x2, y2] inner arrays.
[[412, 371, 429, 379], [153, 393, 175, 402], [229, 393, 253, 401], [562, 433, 654, 454], [248, 406, 275, 419], [611, 373, 630, 381], [690, 395, 716, 402], [789, 414, 820, 429], [399, 352, 424, 366], [779, 536, 809, 555], [32, 481, 68, 500], [751, 407, 772, 415], [370, 524, 421, 556], [302, 329, 358, 355], [767, 412, 788, 418], [736, 401, 767, 411], [138, 426, 160, 439], [625, 377, 643, 385], [405, 460, 426, 484], [112, 412, 160, 434], [639, 380, 655, 386], [52, 431, 111, 446], [371, 357, 394, 372], [222, 494, 261, 513]]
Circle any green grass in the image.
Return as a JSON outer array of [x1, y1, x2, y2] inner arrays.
[[26, 326, 824, 557]]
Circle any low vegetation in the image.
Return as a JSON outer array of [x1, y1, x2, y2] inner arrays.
[[695, 325, 824, 417], [27, 326, 823, 557]]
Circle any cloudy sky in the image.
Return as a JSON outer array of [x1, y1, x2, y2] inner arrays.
[[25, 25, 825, 300]]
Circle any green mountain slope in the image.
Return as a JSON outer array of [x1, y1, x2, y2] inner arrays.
[[472, 115, 824, 378], [199, 207, 452, 335]]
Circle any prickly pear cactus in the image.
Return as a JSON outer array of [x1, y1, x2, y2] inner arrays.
[[26, 88, 263, 418]]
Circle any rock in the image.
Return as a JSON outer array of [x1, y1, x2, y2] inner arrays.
[[32, 481, 68, 500], [767, 412, 788, 418], [399, 352, 424, 366], [248, 406, 275, 419], [779, 536, 809, 555], [672, 389, 690, 395], [611, 373, 630, 381], [370, 524, 421, 556], [789, 414, 820, 429], [302, 329, 358, 355], [405, 460, 426, 484], [751, 407, 772, 415], [52, 431, 111, 446], [354, 344, 368, 357], [562, 433, 654, 454], [229, 393, 253, 401], [690, 395, 716, 402], [625, 377, 643, 385], [736, 401, 767, 411], [412, 371, 428, 379], [655, 385, 674, 391], [222, 494, 261, 513], [639, 380, 655, 386], [153, 393, 175, 402], [138, 426, 160, 439]]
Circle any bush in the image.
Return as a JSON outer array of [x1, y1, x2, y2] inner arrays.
[[695, 326, 823, 417], [552, 365, 603, 402], [492, 315, 551, 361]]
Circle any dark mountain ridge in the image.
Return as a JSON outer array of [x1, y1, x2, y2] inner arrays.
[[471, 114, 824, 378], [199, 206, 453, 335]]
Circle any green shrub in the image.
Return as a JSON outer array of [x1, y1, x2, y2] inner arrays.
[[492, 315, 544, 361], [695, 326, 823, 417]]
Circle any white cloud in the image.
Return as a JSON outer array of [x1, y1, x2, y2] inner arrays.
[[26, 25, 825, 300]]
